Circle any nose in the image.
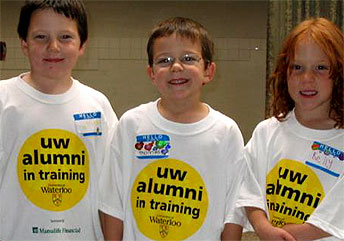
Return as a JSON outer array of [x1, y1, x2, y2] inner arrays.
[[47, 39, 60, 52], [170, 59, 184, 72], [301, 69, 315, 82]]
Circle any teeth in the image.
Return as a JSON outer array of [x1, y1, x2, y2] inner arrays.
[[170, 79, 187, 84], [300, 90, 317, 96]]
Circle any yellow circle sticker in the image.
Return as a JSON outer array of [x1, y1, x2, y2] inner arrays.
[[266, 159, 324, 227], [17, 129, 89, 211], [131, 159, 208, 240]]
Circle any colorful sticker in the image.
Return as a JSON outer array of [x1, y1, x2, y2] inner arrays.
[[135, 134, 171, 159], [266, 159, 325, 227], [131, 159, 208, 240], [311, 141, 344, 160], [307, 141, 344, 177], [17, 129, 89, 211]]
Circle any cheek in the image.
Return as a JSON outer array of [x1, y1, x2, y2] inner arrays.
[[154, 69, 168, 78], [324, 78, 334, 94], [287, 73, 298, 85], [286, 78, 297, 98], [150, 70, 165, 86]]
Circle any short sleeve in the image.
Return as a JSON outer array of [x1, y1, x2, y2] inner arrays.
[[224, 124, 247, 226], [306, 175, 344, 239], [236, 128, 267, 212], [98, 123, 124, 220]]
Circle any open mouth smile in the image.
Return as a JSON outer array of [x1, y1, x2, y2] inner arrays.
[[300, 90, 318, 96], [169, 78, 189, 85]]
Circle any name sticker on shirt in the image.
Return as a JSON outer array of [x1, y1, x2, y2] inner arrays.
[[135, 134, 171, 159], [73, 112, 102, 137], [306, 141, 344, 177]]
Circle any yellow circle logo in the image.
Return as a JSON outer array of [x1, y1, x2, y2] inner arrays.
[[266, 159, 324, 227], [131, 159, 208, 240], [17, 129, 89, 211]]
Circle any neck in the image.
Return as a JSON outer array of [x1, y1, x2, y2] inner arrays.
[[23, 72, 73, 94], [294, 109, 335, 130], [157, 99, 209, 123]]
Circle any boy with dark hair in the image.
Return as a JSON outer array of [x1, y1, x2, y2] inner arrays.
[[99, 17, 245, 240], [0, 0, 117, 240]]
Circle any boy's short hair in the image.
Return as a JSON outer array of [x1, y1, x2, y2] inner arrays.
[[17, 0, 88, 47], [269, 17, 343, 128], [147, 17, 214, 69]]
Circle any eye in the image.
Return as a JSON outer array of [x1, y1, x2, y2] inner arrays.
[[34, 34, 46, 40], [181, 54, 198, 64], [155, 57, 173, 65], [60, 34, 72, 40], [291, 64, 301, 70], [316, 65, 329, 71]]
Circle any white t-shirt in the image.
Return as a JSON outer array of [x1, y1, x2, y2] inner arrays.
[[237, 110, 344, 240], [0, 74, 118, 240], [99, 99, 246, 240]]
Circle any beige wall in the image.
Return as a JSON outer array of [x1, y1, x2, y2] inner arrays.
[[0, 0, 268, 142]]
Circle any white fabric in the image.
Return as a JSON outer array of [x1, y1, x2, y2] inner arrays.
[[237, 110, 344, 240], [99, 99, 246, 240], [0, 74, 118, 240]]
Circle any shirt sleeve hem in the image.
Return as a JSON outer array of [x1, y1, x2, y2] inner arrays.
[[99, 203, 124, 221], [236, 200, 266, 211]]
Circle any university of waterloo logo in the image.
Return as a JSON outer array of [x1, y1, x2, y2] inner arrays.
[[159, 224, 169, 238], [52, 193, 62, 206]]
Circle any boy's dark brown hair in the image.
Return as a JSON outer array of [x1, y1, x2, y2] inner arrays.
[[268, 17, 343, 128], [147, 17, 214, 69], [17, 0, 88, 48]]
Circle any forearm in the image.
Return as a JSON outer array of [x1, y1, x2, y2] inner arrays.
[[99, 211, 123, 241], [221, 223, 243, 241], [246, 207, 271, 235], [99, 210, 105, 234], [282, 223, 330, 241], [246, 207, 296, 241]]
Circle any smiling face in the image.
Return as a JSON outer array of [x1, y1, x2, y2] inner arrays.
[[21, 8, 85, 86], [287, 38, 333, 120], [147, 34, 215, 104]]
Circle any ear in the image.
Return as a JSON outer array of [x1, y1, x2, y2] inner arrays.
[[203, 62, 216, 85], [78, 40, 88, 56], [147, 65, 157, 85], [20, 39, 29, 57]]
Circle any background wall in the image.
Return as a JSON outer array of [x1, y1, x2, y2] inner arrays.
[[0, 0, 268, 142]]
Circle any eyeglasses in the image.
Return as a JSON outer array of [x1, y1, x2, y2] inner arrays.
[[153, 53, 202, 68]]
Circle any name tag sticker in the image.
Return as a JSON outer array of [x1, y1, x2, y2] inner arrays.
[[73, 112, 102, 136], [306, 141, 343, 177]]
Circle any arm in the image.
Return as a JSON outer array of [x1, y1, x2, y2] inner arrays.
[[100, 211, 123, 241], [246, 207, 296, 241], [282, 223, 330, 241], [221, 223, 243, 241]]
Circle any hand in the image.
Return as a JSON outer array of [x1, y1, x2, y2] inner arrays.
[[246, 207, 296, 241], [257, 224, 296, 241], [282, 223, 330, 241]]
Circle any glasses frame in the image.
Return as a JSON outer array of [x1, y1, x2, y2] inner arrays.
[[153, 53, 203, 68]]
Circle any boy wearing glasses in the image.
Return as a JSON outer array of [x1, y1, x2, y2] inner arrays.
[[99, 17, 245, 240]]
